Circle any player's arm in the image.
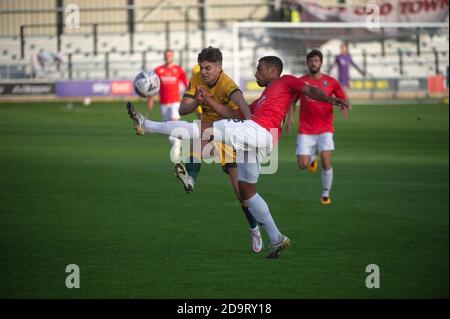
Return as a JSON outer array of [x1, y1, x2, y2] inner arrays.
[[230, 90, 252, 119], [301, 84, 350, 112], [285, 101, 296, 133], [179, 79, 200, 116], [197, 86, 242, 119], [333, 80, 351, 118], [178, 95, 199, 116]]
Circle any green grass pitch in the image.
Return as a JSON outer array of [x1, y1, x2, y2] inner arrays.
[[0, 100, 448, 298]]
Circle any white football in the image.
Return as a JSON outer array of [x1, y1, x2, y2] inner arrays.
[[133, 70, 160, 98]]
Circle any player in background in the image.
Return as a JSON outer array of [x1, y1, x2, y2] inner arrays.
[[286, 49, 349, 205], [328, 43, 365, 91], [127, 56, 349, 257], [148, 49, 189, 160]]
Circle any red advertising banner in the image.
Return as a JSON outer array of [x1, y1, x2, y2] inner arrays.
[[293, 0, 449, 23]]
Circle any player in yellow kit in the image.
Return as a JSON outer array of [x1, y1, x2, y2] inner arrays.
[[176, 47, 264, 253]]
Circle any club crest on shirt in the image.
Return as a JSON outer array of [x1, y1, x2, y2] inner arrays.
[[323, 80, 329, 87]]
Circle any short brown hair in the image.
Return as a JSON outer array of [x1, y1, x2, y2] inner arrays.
[[198, 46, 222, 64]]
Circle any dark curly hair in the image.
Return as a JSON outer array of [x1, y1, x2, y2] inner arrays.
[[258, 56, 283, 76], [306, 49, 323, 62]]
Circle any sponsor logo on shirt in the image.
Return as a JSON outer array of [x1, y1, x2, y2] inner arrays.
[[160, 76, 178, 84]]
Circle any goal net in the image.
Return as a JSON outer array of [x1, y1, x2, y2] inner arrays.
[[232, 22, 449, 99]]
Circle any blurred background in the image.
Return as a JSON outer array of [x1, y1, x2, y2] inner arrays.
[[0, 0, 448, 101]]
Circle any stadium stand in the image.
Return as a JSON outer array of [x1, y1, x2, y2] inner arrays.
[[0, 0, 448, 101]]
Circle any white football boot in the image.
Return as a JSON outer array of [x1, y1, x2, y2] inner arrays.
[[267, 234, 291, 258], [126, 102, 145, 136], [250, 227, 264, 253], [174, 162, 195, 193]]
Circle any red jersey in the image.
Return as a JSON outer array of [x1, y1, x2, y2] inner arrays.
[[297, 74, 346, 134], [154, 65, 188, 104], [250, 75, 305, 142]]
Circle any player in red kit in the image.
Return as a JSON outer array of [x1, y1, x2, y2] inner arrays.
[[148, 49, 189, 160], [287, 49, 349, 205], [127, 56, 349, 257]]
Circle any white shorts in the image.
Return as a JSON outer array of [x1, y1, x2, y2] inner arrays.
[[160, 102, 180, 121], [237, 158, 260, 184], [296, 133, 334, 156], [213, 119, 273, 184]]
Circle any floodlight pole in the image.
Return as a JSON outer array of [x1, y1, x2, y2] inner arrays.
[[232, 22, 240, 86]]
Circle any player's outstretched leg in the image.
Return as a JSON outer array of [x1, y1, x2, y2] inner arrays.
[[126, 102, 200, 139]]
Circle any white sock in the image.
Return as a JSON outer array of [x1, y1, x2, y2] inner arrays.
[[169, 136, 182, 147], [143, 120, 200, 139], [169, 137, 182, 162], [321, 168, 333, 197], [245, 193, 281, 245]]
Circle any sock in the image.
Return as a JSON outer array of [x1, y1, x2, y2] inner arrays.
[[245, 193, 281, 245], [185, 154, 201, 180], [143, 119, 199, 139], [241, 206, 258, 229], [169, 137, 182, 161], [321, 168, 333, 198], [169, 136, 181, 147]]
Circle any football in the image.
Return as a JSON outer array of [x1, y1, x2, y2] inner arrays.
[[133, 70, 160, 98]]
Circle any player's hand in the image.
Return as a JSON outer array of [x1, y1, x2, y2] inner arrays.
[[332, 98, 351, 118], [196, 86, 211, 105], [197, 86, 210, 98], [195, 89, 207, 105]]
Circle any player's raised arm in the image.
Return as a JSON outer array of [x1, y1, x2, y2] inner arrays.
[[230, 90, 252, 119], [197, 86, 242, 119], [301, 84, 350, 112]]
